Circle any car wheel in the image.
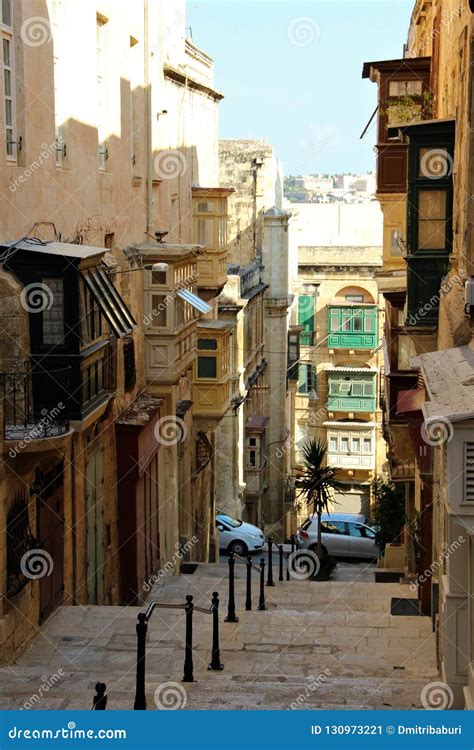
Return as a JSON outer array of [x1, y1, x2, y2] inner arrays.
[[228, 540, 248, 557], [308, 544, 328, 556]]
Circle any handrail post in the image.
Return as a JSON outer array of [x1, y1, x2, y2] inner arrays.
[[133, 612, 148, 710], [182, 595, 194, 682], [278, 544, 284, 582], [225, 552, 239, 623], [258, 557, 266, 610], [266, 536, 274, 586], [286, 551, 290, 581], [245, 555, 252, 611], [291, 535, 296, 555], [92, 682, 107, 710], [208, 592, 224, 671]]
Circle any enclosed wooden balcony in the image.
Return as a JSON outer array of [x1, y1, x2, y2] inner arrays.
[[192, 187, 234, 298], [192, 320, 234, 420]]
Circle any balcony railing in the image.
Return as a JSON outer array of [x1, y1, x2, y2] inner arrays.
[[1, 362, 70, 441]]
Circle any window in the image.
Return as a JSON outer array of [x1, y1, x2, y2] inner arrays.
[[42, 278, 65, 345], [2, 0, 11, 26], [351, 382, 363, 396], [197, 356, 217, 378], [297, 363, 317, 395], [329, 437, 337, 451], [198, 338, 217, 351], [2, 31, 15, 158], [151, 270, 167, 285], [388, 80, 422, 96], [85, 286, 102, 342], [104, 232, 114, 249], [340, 437, 349, 452], [320, 521, 347, 535], [339, 381, 351, 396], [363, 438, 372, 452], [150, 295, 167, 327], [298, 295, 315, 346], [352, 437, 361, 452], [123, 339, 136, 392], [345, 294, 364, 303], [353, 312, 363, 331], [417, 190, 447, 250], [96, 15, 108, 169], [248, 450, 256, 467]]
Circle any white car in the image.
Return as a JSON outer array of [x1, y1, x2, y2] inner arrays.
[[296, 512, 379, 560], [216, 512, 265, 556]]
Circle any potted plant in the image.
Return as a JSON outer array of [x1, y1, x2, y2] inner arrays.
[[297, 439, 342, 580]]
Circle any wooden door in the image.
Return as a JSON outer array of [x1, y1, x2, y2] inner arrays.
[[37, 464, 64, 623], [86, 449, 105, 604]]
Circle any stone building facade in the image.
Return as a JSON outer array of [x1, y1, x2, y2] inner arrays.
[[363, 0, 474, 709], [289, 203, 386, 516], [0, 0, 229, 661]]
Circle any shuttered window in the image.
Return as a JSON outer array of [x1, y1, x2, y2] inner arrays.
[[298, 295, 315, 346], [463, 442, 474, 502]]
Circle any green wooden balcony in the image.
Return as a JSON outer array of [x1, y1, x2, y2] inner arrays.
[[327, 372, 377, 413], [327, 306, 378, 349]]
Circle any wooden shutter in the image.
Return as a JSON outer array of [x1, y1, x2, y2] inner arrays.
[[464, 442, 474, 502]]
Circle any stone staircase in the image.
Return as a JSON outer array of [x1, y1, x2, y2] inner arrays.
[[0, 562, 438, 710]]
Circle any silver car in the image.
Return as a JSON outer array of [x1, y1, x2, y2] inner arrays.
[[216, 512, 265, 556], [296, 513, 379, 559]]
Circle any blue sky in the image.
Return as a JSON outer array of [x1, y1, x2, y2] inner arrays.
[[187, 1, 413, 175]]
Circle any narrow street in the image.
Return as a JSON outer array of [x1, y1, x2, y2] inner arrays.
[[0, 563, 437, 710]]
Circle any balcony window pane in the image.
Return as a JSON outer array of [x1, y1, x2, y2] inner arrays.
[[419, 148, 450, 179], [329, 437, 337, 451], [2, 38, 10, 65], [3, 67, 10, 96], [42, 278, 65, 344], [363, 438, 372, 452], [198, 356, 217, 378], [339, 381, 351, 395], [353, 312, 363, 331], [418, 190, 447, 249], [352, 438, 361, 452], [151, 270, 167, 285], [341, 313, 351, 331], [362, 381, 374, 396], [197, 218, 215, 247], [351, 382, 363, 396], [2, 0, 11, 26], [197, 201, 214, 213], [198, 338, 217, 350], [340, 438, 349, 453], [364, 312, 374, 332], [150, 295, 167, 327], [388, 80, 422, 96]]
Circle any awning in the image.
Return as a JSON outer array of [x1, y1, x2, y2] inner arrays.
[[176, 289, 211, 314], [83, 268, 136, 338]]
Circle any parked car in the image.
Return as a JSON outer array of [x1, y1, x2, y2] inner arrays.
[[296, 513, 379, 560], [216, 512, 265, 556]]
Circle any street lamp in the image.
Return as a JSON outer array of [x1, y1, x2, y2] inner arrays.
[[109, 262, 170, 275]]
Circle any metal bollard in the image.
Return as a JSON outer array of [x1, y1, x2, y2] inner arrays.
[[258, 558, 266, 611], [286, 552, 290, 581], [278, 544, 284, 582], [266, 536, 275, 586], [291, 535, 296, 555], [92, 682, 107, 710], [182, 595, 194, 682], [224, 553, 239, 623], [208, 592, 224, 671], [133, 613, 148, 710], [245, 555, 252, 611]]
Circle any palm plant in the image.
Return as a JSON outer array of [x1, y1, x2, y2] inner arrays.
[[297, 439, 343, 557]]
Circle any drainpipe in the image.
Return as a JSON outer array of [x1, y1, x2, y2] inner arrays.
[[145, 0, 153, 236]]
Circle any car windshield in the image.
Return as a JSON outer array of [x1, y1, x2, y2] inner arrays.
[[217, 514, 242, 529]]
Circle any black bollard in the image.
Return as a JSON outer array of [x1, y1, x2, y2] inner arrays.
[[291, 535, 295, 556], [258, 558, 266, 611], [224, 553, 239, 623], [278, 544, 284, 582], [92, 682, 107, 710], [286, 552, 290, 581], [266, 536, 275, 586], [245, 555, 252, 611], [208, 592, 224, 671], [133, 613, 148, 710], [182, 595, 194, 682]]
